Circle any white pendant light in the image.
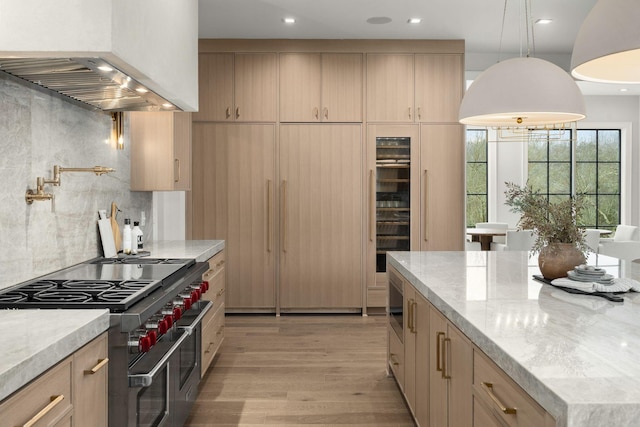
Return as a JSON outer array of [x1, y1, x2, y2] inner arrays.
[[571, 0, 640, 83], [459, 57, 586, 127], [459, 0, 587, 128]]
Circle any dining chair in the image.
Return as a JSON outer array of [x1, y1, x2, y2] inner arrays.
[[491, 229, 535, 251], [475, 222, 509, 244], [583, 229, 601, 253]]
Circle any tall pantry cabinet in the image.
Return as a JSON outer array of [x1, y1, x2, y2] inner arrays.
[[189, 39, 465, 314]]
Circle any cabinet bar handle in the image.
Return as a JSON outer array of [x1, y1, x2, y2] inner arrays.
[[369, 169, 375, 242], [423, 169, 429, 242], [417, 107, 422, 120], [313, 107, 319, 120], [407, 298, 416, 333], [389, 353, 400, 366], [204, 342, 214, 354], [323, 107, 328, 120], [281, 180, 288, 253], [436, 331, 445, 372], [235, 107, 240, 119], [174, 159, 180, 183], [84, 357, 109, 375], [442, 338, 451, 379], [411, 300, 417, 333], [267, 179, 273, 252], [22, 395, 65, 427], [225, 107, 231, 119], [481, 382, 517, 415], [217, 288, 225, 297], [408, 107, 412, 120]]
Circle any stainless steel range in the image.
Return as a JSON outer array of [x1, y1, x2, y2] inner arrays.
[[0, 257, 211, 427]]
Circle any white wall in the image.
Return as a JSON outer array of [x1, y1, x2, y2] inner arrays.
[[490, 95, 640, 227]]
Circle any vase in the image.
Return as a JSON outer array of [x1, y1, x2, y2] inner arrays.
[[538, 243, 586, 280]]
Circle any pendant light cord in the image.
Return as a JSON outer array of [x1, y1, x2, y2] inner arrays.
[[498, 0, 508, 62]]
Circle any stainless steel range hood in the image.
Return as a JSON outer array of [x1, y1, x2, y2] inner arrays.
[[0, 0, 198, 112], [0, 57, 178, 112]]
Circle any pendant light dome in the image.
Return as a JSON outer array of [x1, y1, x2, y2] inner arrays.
[[459, 57, 586, 127], [571, 0, 640, 83]]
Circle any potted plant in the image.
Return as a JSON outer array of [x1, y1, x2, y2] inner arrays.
[[504, 182, 588, 280]]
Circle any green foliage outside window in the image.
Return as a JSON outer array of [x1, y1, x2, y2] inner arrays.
[[466, 130, 487, 227]]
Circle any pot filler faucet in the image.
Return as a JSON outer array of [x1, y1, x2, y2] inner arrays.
[[25, 165, 115, 206]]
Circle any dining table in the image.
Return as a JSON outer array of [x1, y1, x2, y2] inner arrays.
[[466, 228, 508, 251]]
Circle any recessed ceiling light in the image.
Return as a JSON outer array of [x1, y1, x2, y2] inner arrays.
[[408, 18, 422, 24], [283, 17, 295, 24], [535, 19, 552, 24], [366, 17, 392, 25], [620, 88, 628, 92], [162, 103, 173, 108], [135, 88, 149, 93], [97, 66, 113, 72]]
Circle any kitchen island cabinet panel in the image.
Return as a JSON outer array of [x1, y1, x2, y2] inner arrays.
[[73, 333, 108, 427], [279, 124, 363, 310], [191, 123, 276, 310]]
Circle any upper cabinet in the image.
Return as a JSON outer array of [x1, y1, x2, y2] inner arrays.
[[130, 111, 192, 191], [279, 53, 363, 122], [195, 53, 277, 122], [366, 53, 464, 123]]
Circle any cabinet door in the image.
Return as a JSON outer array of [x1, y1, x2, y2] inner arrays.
[[420, 124, 465, 250], [195, 53, 234, 121], [414, 291, 430, 426], [429, 306, 449, 427], [473, 396, 506, 427], [234, 53, 277, 122], [279, 124, 363, 309], [415, 54, 464, 123], [279, 53, 322, 122], [74, 334, 109, 427], [447, 321, 473, 427], [191, 123, 277, 309], [404, 284, 417, 413], [173, 112, 192, 190], [322, 53, 363, 122], [366, 54, 414, 122]]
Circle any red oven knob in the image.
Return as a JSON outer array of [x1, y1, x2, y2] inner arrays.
[[157, 319, 168, 334], [173, 306, 182, 320], [139, 335, 151, 353], [191, 289, 200, 303], [147, 330, 157, 346], [164, 314, 174, 328], [182, 297, 192, 310], [201, 281, 209, 293]]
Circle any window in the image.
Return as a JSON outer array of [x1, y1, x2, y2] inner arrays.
[[575, 130, 621, 230], [466, 129, 488, 227], [527, 129, 621, 230]]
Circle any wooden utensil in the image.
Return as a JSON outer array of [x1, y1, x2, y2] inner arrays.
[[111, 202, 122, 252]]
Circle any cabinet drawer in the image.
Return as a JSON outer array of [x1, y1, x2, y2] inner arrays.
[[202, 265, 225, 311], [0, 357, 73, 426], [205, 251, 225, 279], [201, 303, 225, 377], [388, 326, 404, 389], [367, 287, 387, 307], [473, 349, 550, 427]]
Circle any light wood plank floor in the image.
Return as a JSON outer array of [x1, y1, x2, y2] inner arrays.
[[185, 314, 415, 426]]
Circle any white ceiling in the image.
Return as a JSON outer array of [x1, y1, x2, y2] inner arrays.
[[198, 0, 640, 96]]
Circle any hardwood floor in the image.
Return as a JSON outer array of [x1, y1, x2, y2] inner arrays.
[[185, 314, 415, 426]]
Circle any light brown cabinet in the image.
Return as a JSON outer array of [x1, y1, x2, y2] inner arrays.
[[420, 124, 465, 251], [195, 53, 277, 122], [0, 333, 108, 427], [200, 249, 226, 376], [366, 53, 464, 123], [191, 124, 276, 310], [130, 111, 192, 191], [279, 124, 363, 310], [279, 53, 362, 122]]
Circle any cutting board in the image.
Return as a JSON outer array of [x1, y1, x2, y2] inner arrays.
[[111, 202, 122, 252], [98, 218, 117, 258]]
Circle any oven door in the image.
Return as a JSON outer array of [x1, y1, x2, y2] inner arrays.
[[127, 300, 211, 427], [388, 269, 404, 343]]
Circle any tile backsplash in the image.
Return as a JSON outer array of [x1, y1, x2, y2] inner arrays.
[[0, 75, 152, 290]]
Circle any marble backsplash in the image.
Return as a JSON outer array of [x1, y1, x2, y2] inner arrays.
[[0, 75, 153, 290]]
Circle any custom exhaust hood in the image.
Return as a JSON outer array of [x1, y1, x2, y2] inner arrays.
[[0, 0, 198, 112]]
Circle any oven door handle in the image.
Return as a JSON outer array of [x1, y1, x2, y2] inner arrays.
[[128, 331, 189, 388], [177, 301, 213, 335]]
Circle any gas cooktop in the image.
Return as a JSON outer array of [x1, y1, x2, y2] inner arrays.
[[0, 257, 196, 312]]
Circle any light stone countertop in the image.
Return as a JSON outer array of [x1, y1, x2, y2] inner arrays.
[[0, 309, 110, 401], [388, 251, 640, 427], [145, 239, 225, 262]]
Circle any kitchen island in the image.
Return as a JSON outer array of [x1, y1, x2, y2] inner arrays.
[[388, 250, 640, 427]]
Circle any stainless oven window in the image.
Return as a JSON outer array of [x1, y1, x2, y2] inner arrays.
[[179, 331, 197, 388], [388, 271, 404, 342], [136, 365, 169, 427]]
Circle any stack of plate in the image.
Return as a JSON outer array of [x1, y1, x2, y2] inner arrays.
[[567, 264, 614, 285]]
